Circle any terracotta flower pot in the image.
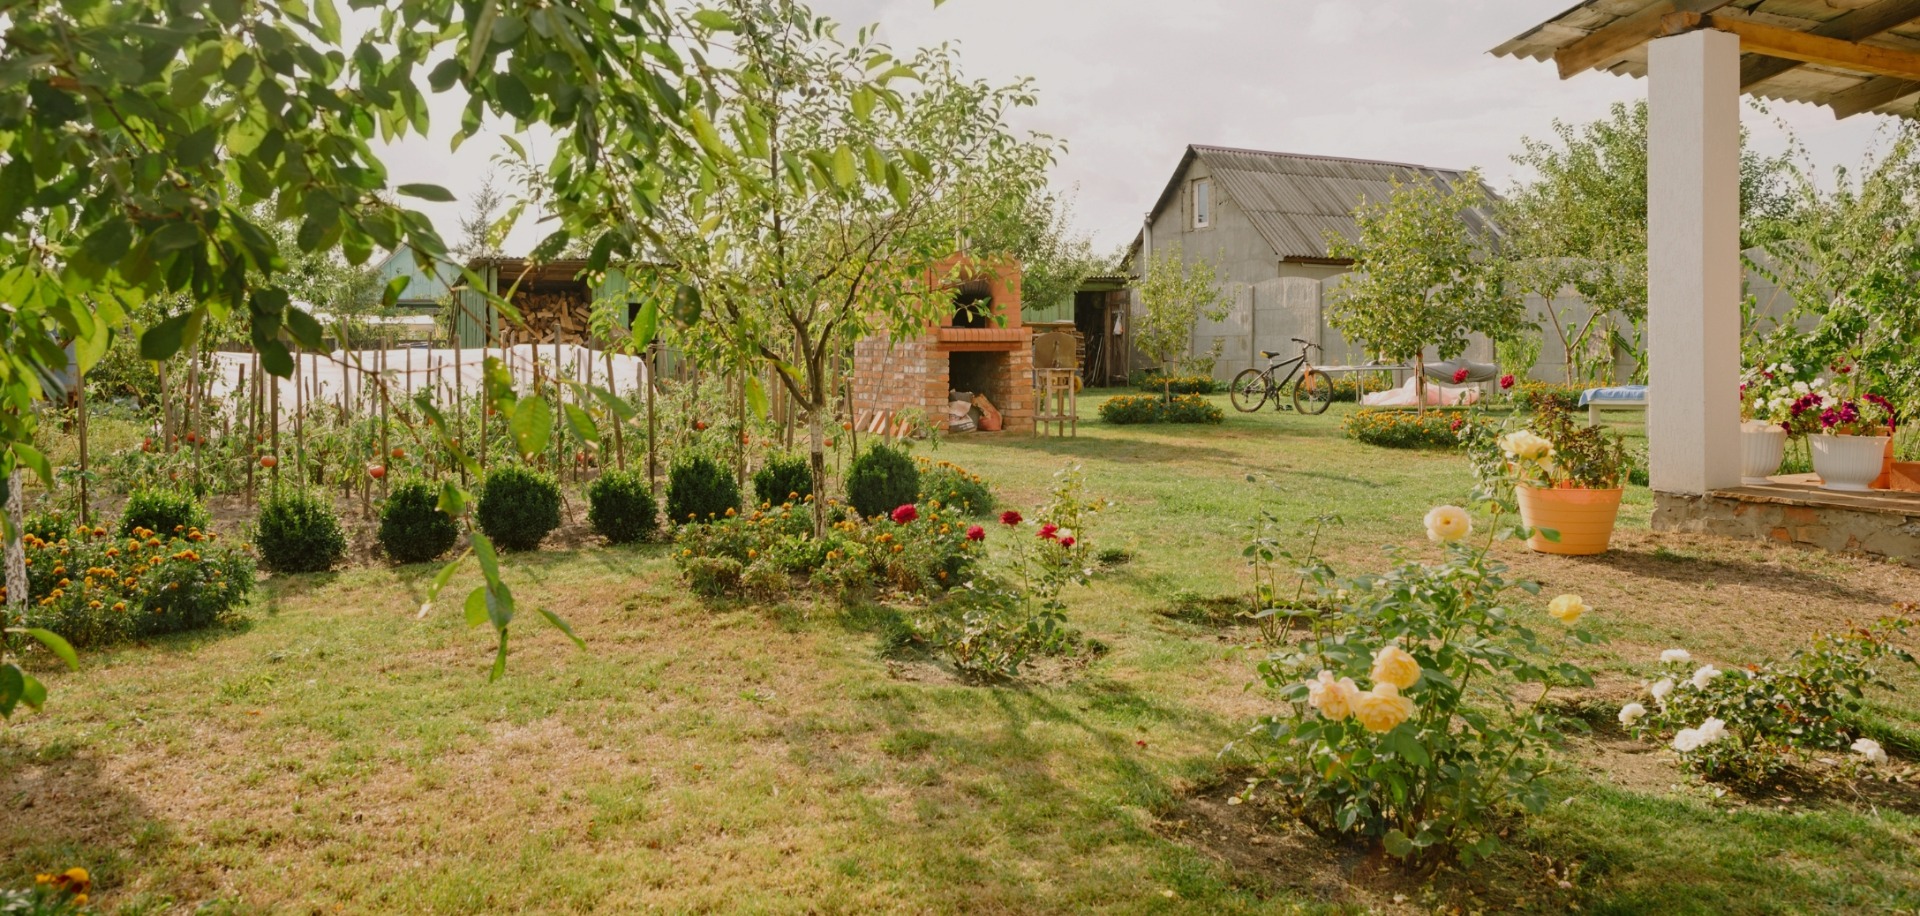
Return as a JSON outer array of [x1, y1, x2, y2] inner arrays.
[[1740, 421, 1786, 485], [1811, 434, 1891, 492], [1516, 484, 1624, 556]]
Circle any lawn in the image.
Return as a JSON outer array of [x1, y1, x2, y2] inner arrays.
[[4, 393, 1918, 914]]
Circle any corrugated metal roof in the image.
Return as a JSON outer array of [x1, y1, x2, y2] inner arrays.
[[1493, 1, 1920, 120], [1153, 145, 1498, 260]]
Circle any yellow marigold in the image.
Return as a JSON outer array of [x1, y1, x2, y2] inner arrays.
[[147, 538, 161, 547], [91, 527, 106, 538], [51, 565, 65, 575], [746, 549, 758, 559], [57, 577, 70, 587], [726, 507, 736, 517], [112, 602, 126, 612], [939, 525, 951, 534], [891, 544, 903, 553], [1353, 683, 1416, 733], [88, 600, 101, 609], [1370, 645, 1422, 690]]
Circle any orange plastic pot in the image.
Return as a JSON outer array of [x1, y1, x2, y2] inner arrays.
[[1516, 484, 1624, 556]]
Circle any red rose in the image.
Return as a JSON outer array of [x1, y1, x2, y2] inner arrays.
[[1500, 374, 1515, 390], [965, 525, 985, 542], [1038, 523, 1059, 541], [890, 504, 918, 524], [1059, 536, 1075, 548], [1451, 367, 1470, 384], [1000, 510, 1023, 526]]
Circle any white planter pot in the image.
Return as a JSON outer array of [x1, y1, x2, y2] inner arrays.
[[1740, 422, 1786, 485], [1811, 434, 1892, 492]]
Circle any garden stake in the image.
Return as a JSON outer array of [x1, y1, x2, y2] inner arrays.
[[75, 364, 89, 527]]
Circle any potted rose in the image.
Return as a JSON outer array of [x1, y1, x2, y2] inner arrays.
[[1738, 363, 1801, 484], [1495, 405, 1633, 555], [1796, 387, 1897, 491]]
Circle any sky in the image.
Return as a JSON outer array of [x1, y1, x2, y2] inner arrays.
[[374, 0, 1902, 256]]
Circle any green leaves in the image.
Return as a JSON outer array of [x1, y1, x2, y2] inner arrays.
[[509, 397, 553, 458], [397, 184, 457, 202]]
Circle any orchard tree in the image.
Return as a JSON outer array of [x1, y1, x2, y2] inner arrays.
[[0, 0, 707, 704], [1132, 252, 1230, 396], [521, 0, 1058, 535], [1326, 172, 1521, 408]]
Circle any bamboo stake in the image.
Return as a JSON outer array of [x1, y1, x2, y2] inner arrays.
[[75, 365, 89, 527]]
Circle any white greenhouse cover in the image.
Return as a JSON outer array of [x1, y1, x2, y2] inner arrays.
[[207, 343, 650, 417]]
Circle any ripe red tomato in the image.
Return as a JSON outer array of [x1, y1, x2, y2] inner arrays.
[[368, 464, 386, 480], [260, 456, 278, 469]]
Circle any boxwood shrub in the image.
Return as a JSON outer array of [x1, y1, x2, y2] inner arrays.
[[476, 465, 563, 551], [255, 488, 348, 572], [753, 452, 814, 505], [666, 455, 741, 525], [587, 469, 659, 544], [119, 488, 211, 539], [846, 444, 919, 519], [379, 480, 460, 564]]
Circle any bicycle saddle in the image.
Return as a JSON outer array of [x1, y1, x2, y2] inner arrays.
[[1260, 350, 1281, 359]]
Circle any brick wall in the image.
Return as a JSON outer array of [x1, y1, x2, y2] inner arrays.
[[852, 333, 1035, 434]]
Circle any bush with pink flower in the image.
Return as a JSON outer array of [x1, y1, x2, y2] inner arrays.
[[1244, 505, 1603, 864]]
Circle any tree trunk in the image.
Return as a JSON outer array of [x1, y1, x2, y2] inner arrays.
[[1414, 352, 1428, 415], [807, 406, 827, 538]]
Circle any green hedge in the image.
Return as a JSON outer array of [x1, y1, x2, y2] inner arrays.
[[1341, 409, 1481, 450], [1134, 373, 1221, 395], [1099, 394, 1224, 425], [476, 466, 563, 551]]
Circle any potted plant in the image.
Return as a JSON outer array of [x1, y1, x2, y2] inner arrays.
[[1495, 405, 1633, 555], [1790, 385, 1897, 492], [1738, 363, 1799, 485]]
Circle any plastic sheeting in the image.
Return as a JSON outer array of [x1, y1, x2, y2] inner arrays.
[[207, 343, 651, 418]]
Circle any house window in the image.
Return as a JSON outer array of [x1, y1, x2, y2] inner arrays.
[[1192, 178, 1212, 229]]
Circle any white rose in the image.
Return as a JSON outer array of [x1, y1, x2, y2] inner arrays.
[[1660, 648, 1692, 664], [1649, 678, 1674, 703], [1671, 727, 1704, 752], [1618, 702, 1647, 726], [1696, 717, 1727, 744], [1690, 665, 1722, 690], [1852, 737, 1888, 765], [1423, 505, 1472, 543]]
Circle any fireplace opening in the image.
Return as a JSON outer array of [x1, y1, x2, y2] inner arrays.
[[950, 279, 994, 329]]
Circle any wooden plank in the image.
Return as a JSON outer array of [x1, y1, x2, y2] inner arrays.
[[1707, 13, 1920, 82], [1556, 4, 1722, 79], [1739, 0, 1920, 88], [1829, 73, 1920, 116]]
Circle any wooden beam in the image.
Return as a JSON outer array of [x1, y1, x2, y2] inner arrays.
[[1556, 4, 1724, 79], [1740, 0, 1920, 89], [1828, 74, 1920, 117], [1706, 13, 1920, 83]]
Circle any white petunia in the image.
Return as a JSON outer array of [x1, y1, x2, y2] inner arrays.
[[1660, 648, 1692, 664], [1618, 702, 1647, 726], [1852, 737, 1888, 765], [1649, 678, 1674, 704], [1690, 665, 1722, 690]]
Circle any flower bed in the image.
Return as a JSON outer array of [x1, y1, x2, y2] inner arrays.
[[1341, 408, 1479, 449], [1098, 394, 1224, 425], [20, 524, 256, 648], [672, 497, 979, 599], [1133, 373, 1220, 395], [1510, 381, 1583, 413]]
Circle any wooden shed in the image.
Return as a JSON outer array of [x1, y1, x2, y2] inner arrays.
[[453, 257, 646, 348]]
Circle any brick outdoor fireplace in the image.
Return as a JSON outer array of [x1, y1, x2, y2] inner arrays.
[[852, 255, 1034, 434]]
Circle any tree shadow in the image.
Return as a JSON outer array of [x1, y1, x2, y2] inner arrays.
[[1570, 545, 1899, 605], [0, 734, 166, 897]]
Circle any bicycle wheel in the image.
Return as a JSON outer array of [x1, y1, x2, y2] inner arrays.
[[1229, 368, 1270, 412], [1292, 368, 1334, 415]]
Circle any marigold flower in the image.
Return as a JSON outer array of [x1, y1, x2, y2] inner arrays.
[[1353, 683, 1416, 733], [891, 544, 903, 553], [1000, 510, 1022, 526], [1305, 670, 1358, 720], [891, 504, 918, 524], [1370, 645, 1422, 690], [1423, 505, 1471, 543], [1547, 594, 1589, 624]]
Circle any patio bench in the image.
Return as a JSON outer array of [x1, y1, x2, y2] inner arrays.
[[1579, 385, 1648, 426]]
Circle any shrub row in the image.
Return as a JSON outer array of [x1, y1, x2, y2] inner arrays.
[[1341, 408, 1482, 450], [1133, 373, 1221, 395], [1098, 394, 1225, 425]]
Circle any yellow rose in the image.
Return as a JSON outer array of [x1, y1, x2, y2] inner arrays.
[[1370, 644, 1422, 690], [1422, 505, 1471, 543], [1353, 683, 1416, 733], [1548, 594, 1590, 624], [1305, 670, 1359, 720]]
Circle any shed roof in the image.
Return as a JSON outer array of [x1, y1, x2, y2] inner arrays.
[[1493, 1, 1920, 120], [1148, 145, 1497, 261]]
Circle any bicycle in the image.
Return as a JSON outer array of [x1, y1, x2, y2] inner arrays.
[[1230, 338, 1334, 415]]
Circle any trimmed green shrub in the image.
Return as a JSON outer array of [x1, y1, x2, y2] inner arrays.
[[1099, 394, 1222, 424], [476, 465, 563, 551], [917, 457, 993, 516], [1341, 408, 1480, 450], [846, 444, 919, 520], [1135, 373, 1221, 395], [378, 480, 460, 564], [587, 469, 659, 544], [666, 454, 741, 525], [753, 452, 814, 505], [255, 488, 347, 572], [118, 488, 210, 538]]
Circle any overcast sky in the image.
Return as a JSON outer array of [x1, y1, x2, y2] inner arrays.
[[376, 0, 1899, 256]]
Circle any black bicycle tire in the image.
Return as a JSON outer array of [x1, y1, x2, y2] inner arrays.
[[1292, 368, 1335, 415], [1229, 368, 1270, 412]]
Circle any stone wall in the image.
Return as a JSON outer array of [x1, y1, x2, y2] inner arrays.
[[1653, 492, 1920, 564]]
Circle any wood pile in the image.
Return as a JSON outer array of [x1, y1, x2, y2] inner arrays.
[[499, 290, 593, 345]]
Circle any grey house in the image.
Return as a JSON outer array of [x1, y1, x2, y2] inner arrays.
[[1129, 145, 1496, 380]]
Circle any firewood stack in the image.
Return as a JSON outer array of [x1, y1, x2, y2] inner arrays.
[[500, 290, 593, 345]]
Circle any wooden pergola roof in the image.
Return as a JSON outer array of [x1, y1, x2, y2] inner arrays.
[[1494, 0, 1920, 119]]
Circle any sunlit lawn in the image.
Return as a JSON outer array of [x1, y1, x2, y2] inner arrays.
[[4, 392, 1917, 914]]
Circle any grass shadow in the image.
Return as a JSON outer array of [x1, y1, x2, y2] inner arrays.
[[0, 734, 166, 898], [1576, 545, 1898, 604]]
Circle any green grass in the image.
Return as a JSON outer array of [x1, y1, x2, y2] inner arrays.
[[3, 393, 1917, 913]]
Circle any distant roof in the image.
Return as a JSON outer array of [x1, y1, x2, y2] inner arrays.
[[467, 256, 594, 285], [1493, 1, 1920, 120], [1148, 145, 1497, 261]]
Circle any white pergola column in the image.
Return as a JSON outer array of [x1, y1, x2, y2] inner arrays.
[[1647, 28, 1743, 495]]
